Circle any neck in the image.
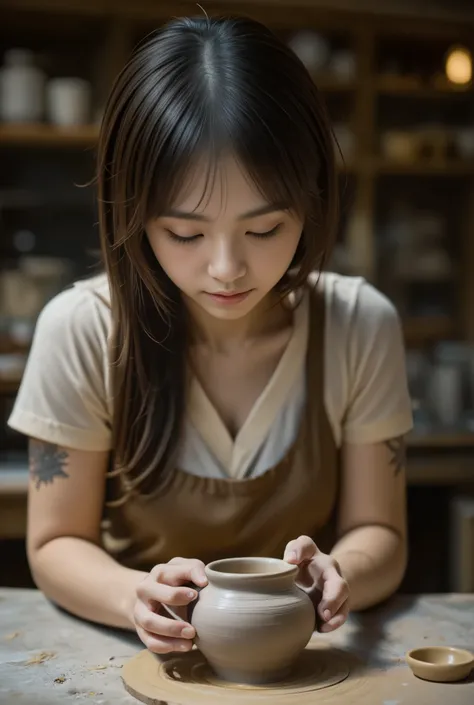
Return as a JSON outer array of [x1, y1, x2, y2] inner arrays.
[[185, 291, 290, 352]]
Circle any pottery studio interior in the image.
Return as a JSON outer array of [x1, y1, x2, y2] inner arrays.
[[0, 0, 474, 598]]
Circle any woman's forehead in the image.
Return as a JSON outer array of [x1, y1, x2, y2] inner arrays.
[[168, 154, 269, 219]]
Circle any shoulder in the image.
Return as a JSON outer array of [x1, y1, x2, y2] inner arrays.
[[316, 271, 405, 383], [8, 273, 113, 450], [35, 273, 111, 347], [312, 273, 412, 446], [316, 271, 399, 334]]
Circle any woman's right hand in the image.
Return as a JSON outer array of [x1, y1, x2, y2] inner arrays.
[[133, 557, 208, 654]]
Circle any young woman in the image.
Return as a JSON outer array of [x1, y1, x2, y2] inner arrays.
[[8, 15, 413, 655]]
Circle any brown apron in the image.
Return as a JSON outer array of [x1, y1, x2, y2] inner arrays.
[[101, 280, 340, 571]]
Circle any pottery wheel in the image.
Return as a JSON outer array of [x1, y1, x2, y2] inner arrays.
[[122, 644, 355, 705]]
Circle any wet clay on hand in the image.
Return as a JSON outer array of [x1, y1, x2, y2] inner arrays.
[[191, 556, 315, 685]]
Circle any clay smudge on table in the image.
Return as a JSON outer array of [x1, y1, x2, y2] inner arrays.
[[24, 651, 56, 665], [3, 631, 21, 641]]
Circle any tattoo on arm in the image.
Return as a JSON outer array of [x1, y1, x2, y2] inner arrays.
[[29, 440, 70, 490], [384, 436, 406, 477]]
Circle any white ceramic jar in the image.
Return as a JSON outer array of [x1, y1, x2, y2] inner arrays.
[[0, 48, 45, 122], [46, 77, 91, 126]]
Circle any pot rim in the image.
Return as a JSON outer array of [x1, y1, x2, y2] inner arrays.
[[205, 556, 298, 580]]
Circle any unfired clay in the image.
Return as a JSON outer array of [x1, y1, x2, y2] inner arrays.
[[191, 557, 315, 684], [163, 556, 315, 685], [406, 646, 474, 682]]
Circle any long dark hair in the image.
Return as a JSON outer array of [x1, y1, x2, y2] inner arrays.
[[97, 14, 338, 494]]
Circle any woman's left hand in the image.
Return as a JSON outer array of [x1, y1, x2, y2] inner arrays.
[[283, 535, 350, 633]]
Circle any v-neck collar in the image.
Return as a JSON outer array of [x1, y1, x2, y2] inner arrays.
[[187, 293, 309, 479]]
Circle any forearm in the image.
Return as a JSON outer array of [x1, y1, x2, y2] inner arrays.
[[331, 525, 407, 611], [29, 537, 146, 629]]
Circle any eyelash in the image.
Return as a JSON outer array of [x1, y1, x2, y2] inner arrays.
[[165, 230, 202, 244], [165, 224, 282, 244], [248, 224, 282, 239]]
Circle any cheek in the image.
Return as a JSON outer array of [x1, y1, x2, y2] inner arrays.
[[149, 238, 201, 291], [257, 233, 300, 276], [148, 238, 182, 278], [146, 232, 161, 261], [285, 231, 302, 261]]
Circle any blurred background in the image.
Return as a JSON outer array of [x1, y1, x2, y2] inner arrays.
[[0, 0, 473, 595]]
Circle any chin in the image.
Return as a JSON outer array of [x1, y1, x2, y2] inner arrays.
[[202, 302, 257, 320], [197, 292, 265, 320]]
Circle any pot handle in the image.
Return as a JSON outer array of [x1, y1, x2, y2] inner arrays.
[[160, 583, 203, 623]]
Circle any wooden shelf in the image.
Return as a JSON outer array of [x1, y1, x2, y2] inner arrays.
[[376, 78, 474, 97], [409, 433, 474, 448], [0, 456, 472, 512], [0, 326, 459, 396], [0, 468, 28, 497], [0, 336, 30, 355], [369, 158, 474, 176], [313, 77, 358, 92], [0, 379, 22, 395], [0, 124, 99, 147], [0, 190, 94, 210], [403, 316, 454, 344], [407, 455, 474, 485]]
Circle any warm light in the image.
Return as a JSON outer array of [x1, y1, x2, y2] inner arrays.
[[445, 46, 472, 85]]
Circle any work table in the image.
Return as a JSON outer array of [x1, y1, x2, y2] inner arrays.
[[0, 589, 473, 704]]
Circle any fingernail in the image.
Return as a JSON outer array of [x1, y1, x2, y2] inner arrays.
[[323, 609, 331, 621], [179, 643, 189, 651], [287, 551, 297, 561], [187, 590, 196, 599], [181, 626, 195, 638]]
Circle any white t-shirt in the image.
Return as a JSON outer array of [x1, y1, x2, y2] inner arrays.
[[7, 272, 413, 479]]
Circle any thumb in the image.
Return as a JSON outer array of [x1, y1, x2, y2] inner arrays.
[[284, 535, 319, 564]]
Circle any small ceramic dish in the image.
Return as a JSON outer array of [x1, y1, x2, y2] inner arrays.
[[406, 646, 474, 683]]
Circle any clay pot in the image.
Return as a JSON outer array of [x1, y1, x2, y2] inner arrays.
[[190, 557, 315, 684]]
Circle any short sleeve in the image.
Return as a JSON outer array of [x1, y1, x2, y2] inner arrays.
[[342, 282, 413, 445], [7, 284, 112, 451]]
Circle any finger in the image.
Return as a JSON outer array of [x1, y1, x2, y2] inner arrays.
[[134, 602, 195, 640], [319, 581, 349, 622], [318, 569, 349, 622], [162, 559, 208, 587], [191, 564, 208, 587], [284, 536, 319, 564], [137, 579, 198, 608], [161, 603, 188, 622], [136, 626, 193, 654], [151, 563, 205, 591], [167, 557, 207, 582], [295, 566, 315, 589], [319, 600, 350, 633]]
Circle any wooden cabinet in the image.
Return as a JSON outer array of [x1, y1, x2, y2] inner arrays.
[[0, 0, 473, 591]]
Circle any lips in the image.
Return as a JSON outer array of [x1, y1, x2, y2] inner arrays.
[[205, 290, 253, 305], [211, 291, 248, 297]]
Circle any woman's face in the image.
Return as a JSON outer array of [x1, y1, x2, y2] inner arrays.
[[146, 155, 303, 321]]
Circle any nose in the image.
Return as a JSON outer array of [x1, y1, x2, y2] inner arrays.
[[207, 237, 247, 285]]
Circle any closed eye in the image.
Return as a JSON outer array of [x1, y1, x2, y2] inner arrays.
[[165, 230, 203, 244], [165, 224, 282, 243], [247, 224, 282, 239]]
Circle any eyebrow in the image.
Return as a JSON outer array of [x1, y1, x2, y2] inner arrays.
[[161, 203, 288, 222]]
